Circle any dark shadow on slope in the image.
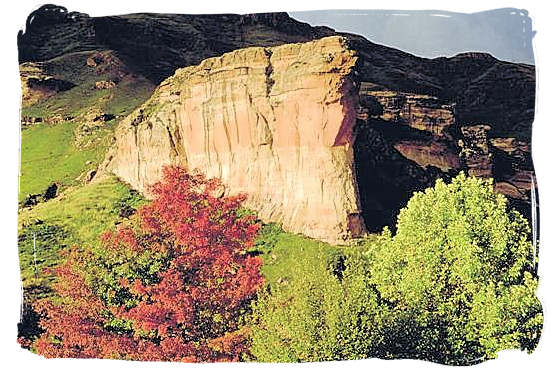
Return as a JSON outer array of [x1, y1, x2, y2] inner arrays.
[[353, 119, 457, 232]]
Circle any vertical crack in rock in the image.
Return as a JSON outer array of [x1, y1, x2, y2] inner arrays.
[[166, 124, 178, 158], [265, 49, 274, 97], [133, 123, 141, 183]]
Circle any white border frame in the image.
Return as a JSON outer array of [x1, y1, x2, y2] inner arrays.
[[1, 1, 548, 368]]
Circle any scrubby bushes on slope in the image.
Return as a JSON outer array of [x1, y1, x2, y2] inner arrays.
[[249, 244, 390, 362], [250, 173, 542, 364]]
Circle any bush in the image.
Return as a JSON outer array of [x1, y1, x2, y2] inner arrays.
[[369, 173, 542, 364], [252, 223, 283, 254], [249, 243, 390, 362], [31, 167, 264, 361]]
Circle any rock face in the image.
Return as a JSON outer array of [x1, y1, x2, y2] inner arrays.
[[102, 36, 365, 243], [358, 85, 461, 172], [361, 89, 455, 136], [458, 125, 493, 178], [20, 63, 75, 107]]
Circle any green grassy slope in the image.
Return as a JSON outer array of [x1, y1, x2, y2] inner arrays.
[[253, 225, 379, 288], [18, 47, 155, 298], [19, 50, 155, 202], [259, 231, 344, 284], [18, 176, 145, 299], [20, 121, 107, 201]]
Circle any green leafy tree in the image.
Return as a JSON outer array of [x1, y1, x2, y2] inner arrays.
[[369, 173, 542, 364], [249, 246, 390, 362]]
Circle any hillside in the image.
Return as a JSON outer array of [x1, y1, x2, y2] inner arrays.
[[18, 5, 334, 83], [19, 5, 535, 138], [18, 4, 537, 290]]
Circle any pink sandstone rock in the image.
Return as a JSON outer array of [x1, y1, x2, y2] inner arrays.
[[100, 36, 365, 244]]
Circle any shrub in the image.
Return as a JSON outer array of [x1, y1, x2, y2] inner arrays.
[[369, 173, 542, 364], [252, 223, 283, 254], [31, 167, 264, 361], [249, 245, 390, 362]]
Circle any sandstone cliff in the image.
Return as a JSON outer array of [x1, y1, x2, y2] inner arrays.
[[102, 36, 365, 243]]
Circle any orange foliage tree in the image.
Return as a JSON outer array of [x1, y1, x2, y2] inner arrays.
[[30, 167, 263, 361]]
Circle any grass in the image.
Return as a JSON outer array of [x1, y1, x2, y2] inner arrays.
[[18, 223, 75, 300], [253, 222, 382, 288], [18, 179, 361, 301], [19, 121, 109, 201], [18, 176, 145, 300], [21, 72, 153, 120], [255, 225, 351, 286]]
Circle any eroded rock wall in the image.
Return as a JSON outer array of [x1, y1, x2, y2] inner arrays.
[[358, 86, 461, 172], [362, 90, 456, 136], [458, 125, 493, 178], [102, 36, 365, 243]]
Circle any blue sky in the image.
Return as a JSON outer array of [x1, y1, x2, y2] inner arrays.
[[290, 8, 535, 64]]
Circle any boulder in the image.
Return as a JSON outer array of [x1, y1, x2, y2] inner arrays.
[[42, 183, 58, 201], [94, 80, 116, 89]]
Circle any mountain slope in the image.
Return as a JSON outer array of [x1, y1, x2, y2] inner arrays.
[[18, 5, 537, 234], [19, 5, 535, 140], [18, 5, 334, 83]]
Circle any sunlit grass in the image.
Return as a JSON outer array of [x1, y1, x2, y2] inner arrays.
[[18, 176, 145, 299]]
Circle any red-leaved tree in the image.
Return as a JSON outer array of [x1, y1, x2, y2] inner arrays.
[[30, 167, 263, 361]]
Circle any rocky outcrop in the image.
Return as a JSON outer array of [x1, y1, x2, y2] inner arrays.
[[490, 137, 534, 202], [358, 86, 461, 173], [20, 63, 75, 107], [94, 80, 116, 89], [102, 36, 364, 243], [458, 125, 493, 178], [456, 126, 533, 202], [393, 140, 461, 171], [361, 89, 455, 136]]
